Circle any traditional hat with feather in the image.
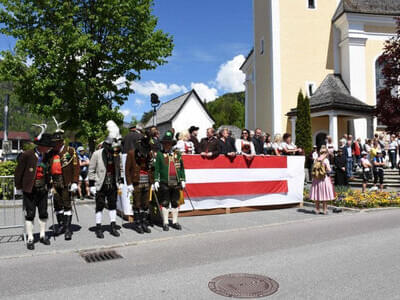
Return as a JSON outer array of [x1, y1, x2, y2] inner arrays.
[[51, 116, 66, 142], [32, 123, 54, 147]]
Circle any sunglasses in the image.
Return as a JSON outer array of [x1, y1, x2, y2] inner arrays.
[[242, 132, 248, 135]]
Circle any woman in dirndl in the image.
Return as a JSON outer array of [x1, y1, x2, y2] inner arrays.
[[310, 146, 335, 215]]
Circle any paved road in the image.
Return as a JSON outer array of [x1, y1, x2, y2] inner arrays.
[[1, 206, 400, 299]]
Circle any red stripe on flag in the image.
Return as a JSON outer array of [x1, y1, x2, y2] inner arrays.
[[182, 155, 287, 169], [185, 181, 288, 198]]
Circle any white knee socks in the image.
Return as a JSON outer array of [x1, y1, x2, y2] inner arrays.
[[161, 207, 169, 225], [96, 211, 102, 224], [25, 221, 34, 242], [109, 210, 116, 222], [171, 208, 179, 224], [38, 219, 46, 238]]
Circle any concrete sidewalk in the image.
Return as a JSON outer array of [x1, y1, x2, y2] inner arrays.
[[0, 203, 353, 259]]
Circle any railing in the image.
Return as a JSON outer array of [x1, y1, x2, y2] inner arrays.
[[0, 176, 26, 243]]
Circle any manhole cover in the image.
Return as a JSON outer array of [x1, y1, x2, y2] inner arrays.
[[80, 250, 123, 263], [208, 273, 279, 298]]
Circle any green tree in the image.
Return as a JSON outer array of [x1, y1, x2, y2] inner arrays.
[[130, 115, 138, 127], [295, 91, 312, 154], [206, 92, 245, 129], [0, 0, 173, 151], [140, 110, 154, 125]]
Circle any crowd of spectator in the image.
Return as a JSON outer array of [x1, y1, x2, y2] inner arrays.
[[310, 132, 400, 192]]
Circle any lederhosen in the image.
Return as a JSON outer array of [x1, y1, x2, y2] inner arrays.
[[133, 153, 152, 211], [96, 150, 118, 212], [159, 153, 181, 209], [51, 151, 72, 212], [24, 150, 49, 221]]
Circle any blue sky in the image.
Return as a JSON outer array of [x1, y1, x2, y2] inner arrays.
[[0, 1, 254, 122]]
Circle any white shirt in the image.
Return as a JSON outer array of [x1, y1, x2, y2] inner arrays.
[[235, 139, 255, 155], [174, 140, 195, 154], [389, 141, 397, 150]]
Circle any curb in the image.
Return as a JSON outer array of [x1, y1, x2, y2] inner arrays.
[[0, 198, 96, 208], [303, 201, 360, 213]]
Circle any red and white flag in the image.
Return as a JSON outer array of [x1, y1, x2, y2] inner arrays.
[[180, 155, 305, 211]]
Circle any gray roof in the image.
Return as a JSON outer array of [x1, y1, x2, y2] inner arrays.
[[145, 91, 191, 128], [287, 74, 375, 116], [333, 0, 400, 21], [145, 89, 214, 128]]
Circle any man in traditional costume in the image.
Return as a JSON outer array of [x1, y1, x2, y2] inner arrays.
[[49, 117, 80, 240], [88, 121, 123, 238], [153, 130, 186, 231], [125, 133, 154, 234], [14, 124, 54, 250]]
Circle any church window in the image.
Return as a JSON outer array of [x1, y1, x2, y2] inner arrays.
[[306, 82, 316, 97], [260, 38, 264, 55], [308, 0, 316, 9]]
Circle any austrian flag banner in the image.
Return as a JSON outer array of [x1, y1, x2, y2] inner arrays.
[[179, 155, 305, 212]]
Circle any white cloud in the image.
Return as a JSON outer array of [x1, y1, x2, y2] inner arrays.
[[130, 80, 188, 97], [135, 98, 144, 106], [190, 82, 218, 102], [215, 54, 246, 93], [120, 109, 131, 118]]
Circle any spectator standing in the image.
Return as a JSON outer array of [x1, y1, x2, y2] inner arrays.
[[122, 124, 143, 154], [272, 134, 283, 155], [281, 133, 302, 155], [218, 128, 236, 158], [174, 130, 195, 154], [252, 128, 264, 155], [77, 146, 91, 200], [199, 128, 219, 158], [310, 146, 334, 215], [370, 139, 380, 162], [373, 150, 385, 191], [188, 126, 200, 154], [334, 148, 348, 187], [326, 136, 335, 163], [353, 138, 362, 166], [360, 151, 372, 193], [263, 134, 274, 155], [388, 134, 398, 169], [344, 139, 354, 180], [149, 126, 161, 152], [235, 129, 256, 158]]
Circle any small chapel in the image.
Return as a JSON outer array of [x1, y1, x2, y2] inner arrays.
[[241, 0, 400, 147]]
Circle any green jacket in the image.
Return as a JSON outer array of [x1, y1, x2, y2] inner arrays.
[[154, 150, 185, 183]]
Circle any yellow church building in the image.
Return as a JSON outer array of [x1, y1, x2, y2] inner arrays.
[[241, 0, 400, 148]]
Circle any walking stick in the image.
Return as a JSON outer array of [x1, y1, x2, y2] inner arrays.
[[183, 187, 195, 211], [71, 192, 80, 223], [48, 190, 56, 240]]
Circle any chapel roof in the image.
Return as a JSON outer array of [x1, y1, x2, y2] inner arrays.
[[287, 74, 375, 116], [333, 0, 400, 22], [145, 89, 214, 128]]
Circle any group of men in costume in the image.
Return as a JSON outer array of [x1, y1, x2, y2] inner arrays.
[[14, 119, 186, 250]]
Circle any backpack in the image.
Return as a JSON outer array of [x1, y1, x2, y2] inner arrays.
[[312, 160, 326, 180]]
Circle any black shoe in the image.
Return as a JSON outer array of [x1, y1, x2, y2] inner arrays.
[[110, 222, 120, 237], [95, 224, 104, 239], [141, 211, 151, 233], [40, 237, 51, 245], [170, 223, 182, 230], [64, 215, 72, 241], [27, 240, 34, 250], [135, 222, 144, 234], [163, 224, 169, 231], [55, 214, 65, 236]]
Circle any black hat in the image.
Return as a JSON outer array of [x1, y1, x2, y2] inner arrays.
[[161, 130, 176, 145], [189, 126, 199, 134], [34, 133, 54, 147], [51, 132, 64, 142]]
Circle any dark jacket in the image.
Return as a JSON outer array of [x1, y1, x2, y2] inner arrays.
[[199, 136, 220, 157], [49, 145, 80, 185], [252, 136, 264, 155], [14, 149, 51, 193], [218, 138, 236, 155], [122, 130, 143, 154], [125, 149, 154, 185], [189, 135, 200, 154]]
